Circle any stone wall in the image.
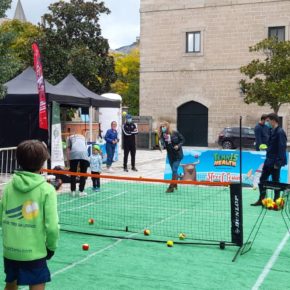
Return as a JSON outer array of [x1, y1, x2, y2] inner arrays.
[[140, 0, 290, 145]]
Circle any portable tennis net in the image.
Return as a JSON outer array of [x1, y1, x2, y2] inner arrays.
[[45, 169, 243, 250]]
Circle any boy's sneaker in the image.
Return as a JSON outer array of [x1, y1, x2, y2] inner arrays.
[[108, 167, 114, 173], [79, 191, 87, 197], [124, 167, 129, 172], [94, 187, 100, 192], [132, 167, 138, 172], [70, 191, 76, 197]]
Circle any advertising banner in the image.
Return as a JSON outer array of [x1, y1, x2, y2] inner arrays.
[[51, 101, 64, 168], [164, 148, 288, 187]]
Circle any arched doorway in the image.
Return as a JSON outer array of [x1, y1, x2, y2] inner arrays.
[[177, 101, 208, 146]]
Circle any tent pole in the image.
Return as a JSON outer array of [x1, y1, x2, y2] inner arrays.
[[89, 106, 93, 142]]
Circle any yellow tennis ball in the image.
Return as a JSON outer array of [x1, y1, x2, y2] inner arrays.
[[167, 240, 174, 247], [259, 144, 268, 150], [122, 111, 127, 116]]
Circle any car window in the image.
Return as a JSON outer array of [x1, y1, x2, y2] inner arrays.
[[227, 128, 239, 133], [242, 128, 255, 135], [224, 127, 255, 135], [248, 128, 255, 135]]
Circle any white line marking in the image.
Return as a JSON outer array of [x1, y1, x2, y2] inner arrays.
[[59, 191, 128, 213], [57, 190, 109, 206], [23, 207, 188, 287], [50, 210, 182, 280], [252, 231, 290, 290], [19, 240, 123, 290], [149, 209, 188, 228], [51, 239, 123, 278]]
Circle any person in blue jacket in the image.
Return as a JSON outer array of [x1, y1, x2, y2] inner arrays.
[[254, 114, 270, 151], [104, 121, 119, 172], [251, 113, 287, 206]]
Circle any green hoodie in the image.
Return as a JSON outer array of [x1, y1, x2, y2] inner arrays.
[[0, 171, 59, 261]]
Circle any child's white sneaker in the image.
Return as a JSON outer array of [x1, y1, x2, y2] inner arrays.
[[79, 191, 87, 197], [70, 191, 76, 197]]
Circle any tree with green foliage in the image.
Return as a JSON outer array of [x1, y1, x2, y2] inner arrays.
[[240, 38, 290, 114], [111, 48, 140, 115], [40, 0, 116, 93], [0, 20, 43, 66], [0, 0, 11, 18], [0, 33, 22, 98], [0, 0, 13, 98], [0, 20, 43, 98]]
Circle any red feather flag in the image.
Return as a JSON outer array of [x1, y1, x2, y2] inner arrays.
[[32, 42, 48, 130]]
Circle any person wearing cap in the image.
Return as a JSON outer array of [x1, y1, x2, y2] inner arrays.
[[104, 121, 119, 172], [122, 114, 138, 172], [90, 145, 103, 191]]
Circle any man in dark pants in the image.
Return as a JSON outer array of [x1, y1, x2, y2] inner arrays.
[[254, 114, 270, 151], [66, 133, 90, 197], [251, 113, 287, 206], [122, 114, 138, 172]]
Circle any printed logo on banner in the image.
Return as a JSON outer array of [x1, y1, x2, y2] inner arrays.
[[213, 153, 238, 167]]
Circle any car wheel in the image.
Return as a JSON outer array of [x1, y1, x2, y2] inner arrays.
[[222, 140, 233, 149]]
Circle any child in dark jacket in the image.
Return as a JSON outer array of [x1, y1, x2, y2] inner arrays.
[[104, 121, 119, 172]]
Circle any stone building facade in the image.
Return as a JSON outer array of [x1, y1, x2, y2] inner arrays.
[[140, 0, 290, 146]]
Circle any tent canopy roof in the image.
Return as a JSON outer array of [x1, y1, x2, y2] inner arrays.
[[4, 67, 57, 95], [3, 67, 120, 108], [54, 74, 120, 108]]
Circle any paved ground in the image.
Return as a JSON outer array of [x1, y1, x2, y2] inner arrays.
[[104, 148, 166, 179]]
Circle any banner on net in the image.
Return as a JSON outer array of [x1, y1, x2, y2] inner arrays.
[[164, 148, 288, 187]]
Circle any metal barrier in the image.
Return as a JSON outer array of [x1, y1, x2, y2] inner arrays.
[[0, 147, 17, 194]]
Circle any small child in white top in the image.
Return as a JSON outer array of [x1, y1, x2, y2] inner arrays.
[[90, 145, 103, 191]]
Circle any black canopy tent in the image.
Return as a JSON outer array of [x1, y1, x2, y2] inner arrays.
[[0, 67, 120, 147], [54, 74, 120, 108]]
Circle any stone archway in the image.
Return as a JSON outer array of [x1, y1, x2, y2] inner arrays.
[[177, 101, 208, 146]]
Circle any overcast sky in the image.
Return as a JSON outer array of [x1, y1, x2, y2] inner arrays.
[[6, 0, 140, 49]]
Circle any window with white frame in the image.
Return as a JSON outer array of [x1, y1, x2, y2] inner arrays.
[[186, 31, 201, 53], [268, 26, 285, 41]]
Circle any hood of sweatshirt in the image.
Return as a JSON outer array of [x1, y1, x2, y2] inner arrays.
[[12, 171, 46, 193]]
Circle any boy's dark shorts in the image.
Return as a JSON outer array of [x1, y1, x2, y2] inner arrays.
[[4, 257, 51, 285]]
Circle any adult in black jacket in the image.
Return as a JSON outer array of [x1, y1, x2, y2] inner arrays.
[[122, 114, 138, 171], [254, 114, 270, 151], [159, 121, 185, 193], [251, 113, 287, 206]]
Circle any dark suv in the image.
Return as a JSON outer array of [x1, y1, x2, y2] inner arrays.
[[217, 127, 255, 149]]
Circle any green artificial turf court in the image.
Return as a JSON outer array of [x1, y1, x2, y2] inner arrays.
[[57, 180, 235, 245], [0, 186, 289, 290]]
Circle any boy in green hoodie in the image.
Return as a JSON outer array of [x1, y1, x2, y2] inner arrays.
[[0, 140, 59, 290]]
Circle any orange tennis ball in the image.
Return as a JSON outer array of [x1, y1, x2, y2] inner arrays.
[[82, 244, 89, 251], [88, 218, 94, 225], [179, 233, 186, 240], [144, 229, 150, 236]]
